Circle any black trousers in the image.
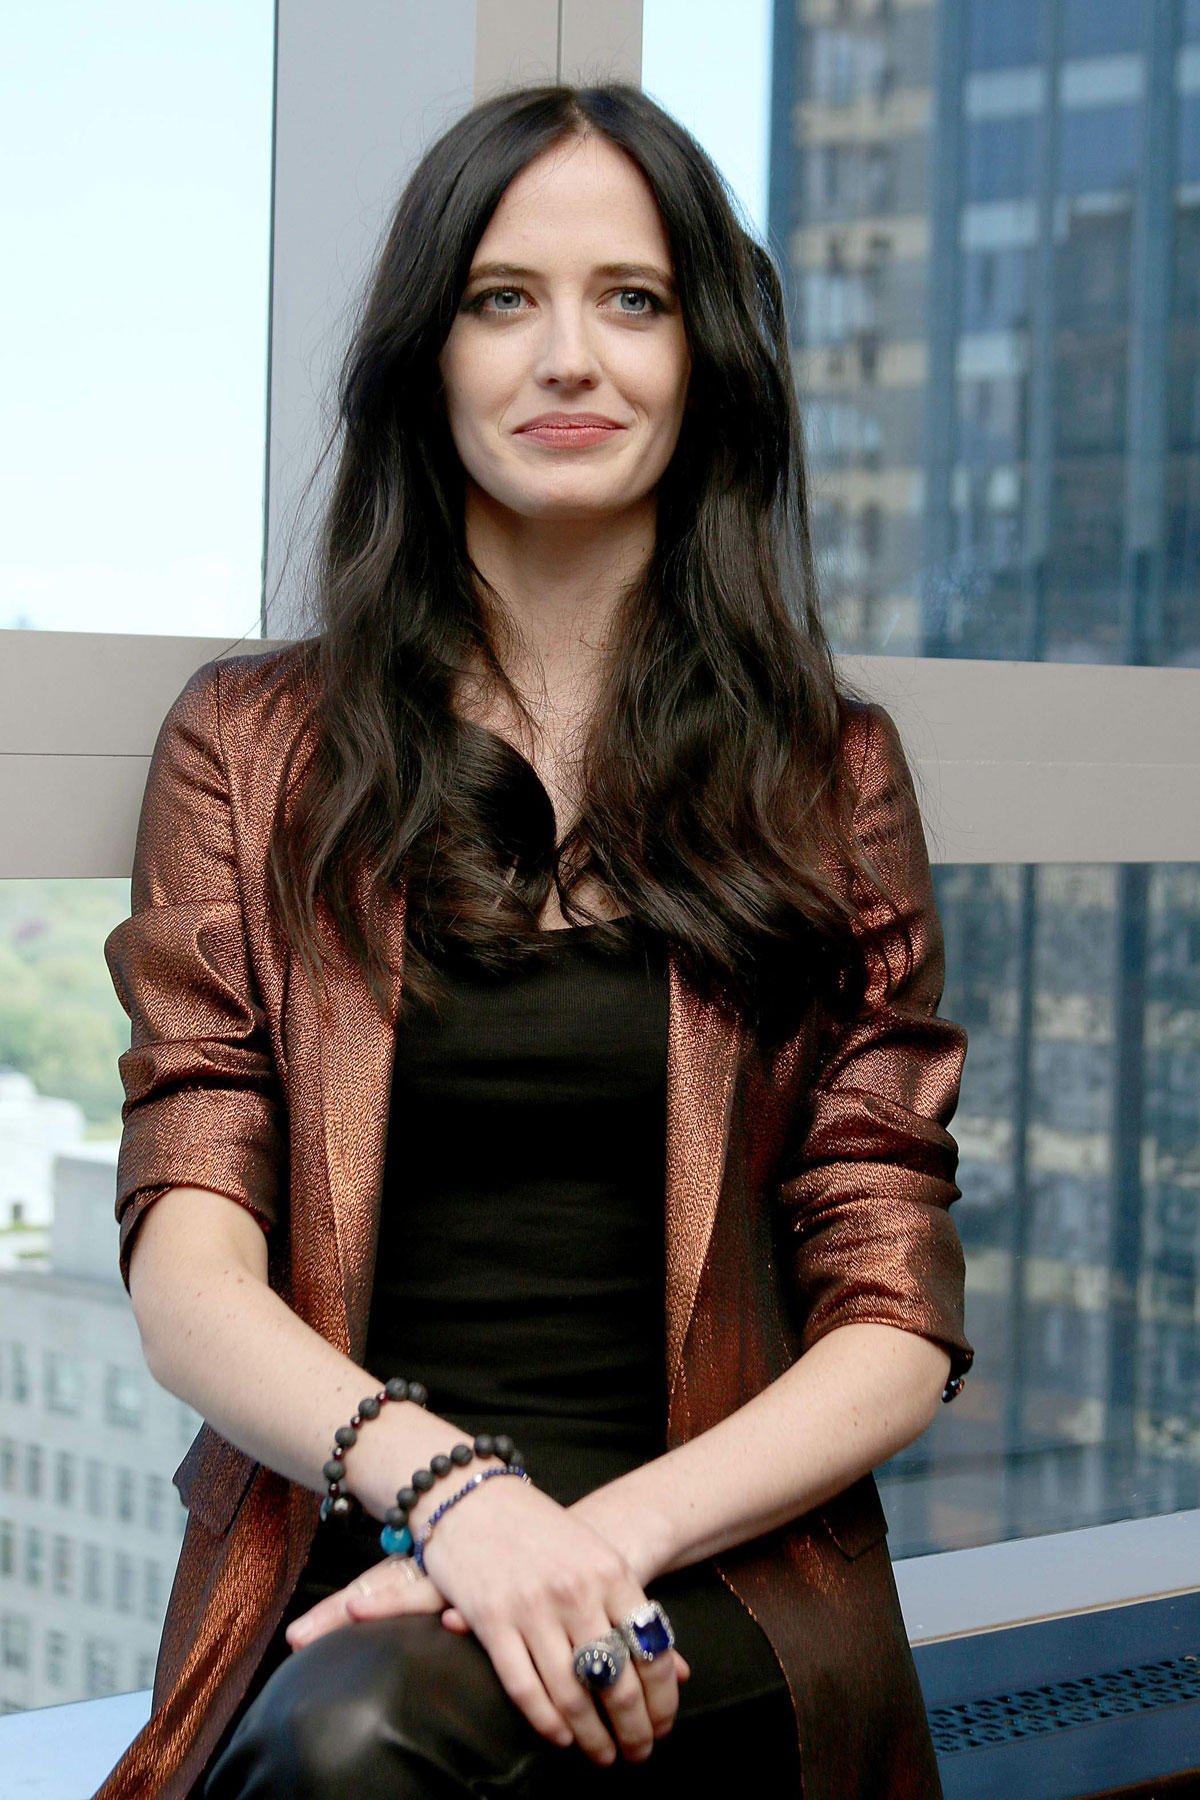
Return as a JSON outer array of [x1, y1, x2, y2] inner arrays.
[[198, 1550, 802, 1798]]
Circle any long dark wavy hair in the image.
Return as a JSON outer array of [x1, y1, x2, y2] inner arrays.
[[266, 81, 908, 1051]]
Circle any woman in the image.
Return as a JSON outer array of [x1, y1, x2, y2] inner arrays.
[[98, 83, 972, 1800]]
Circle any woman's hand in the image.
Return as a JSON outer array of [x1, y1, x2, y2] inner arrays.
[[285, 1555, 449, 1645], [289, 1478, 690, 1768]]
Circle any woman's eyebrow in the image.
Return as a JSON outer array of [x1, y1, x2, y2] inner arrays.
[[465, 260, 677, 296]]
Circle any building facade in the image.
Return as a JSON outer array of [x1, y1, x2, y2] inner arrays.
[[775, 0, 1200, 1555], [0, 1147, 198, 1712]]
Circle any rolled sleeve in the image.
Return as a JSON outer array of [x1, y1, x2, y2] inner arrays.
[[104, 661, 285, 1294], [778, 702, 974, 1395]]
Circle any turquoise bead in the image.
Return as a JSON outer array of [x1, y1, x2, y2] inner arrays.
[[380, 1524, 413, 1557]]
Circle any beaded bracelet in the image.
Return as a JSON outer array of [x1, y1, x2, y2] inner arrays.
[[381, 1432, 526, 1560], [319, 1377, 430, 1523], [411, 1466, 532, 1574]]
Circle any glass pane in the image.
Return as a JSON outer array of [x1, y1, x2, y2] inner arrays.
[[0, 5, 274, 637], [877, 863, 1200, 1558], [644, 0, 1200, 666], [0, 881, 201, 1712]]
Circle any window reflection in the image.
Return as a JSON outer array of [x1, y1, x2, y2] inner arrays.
[[781, 0, 1200, 665], [878, 863, 1200, 1557]]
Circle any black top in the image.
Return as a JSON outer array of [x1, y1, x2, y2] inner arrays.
[[288, 910, 791, 1741], [363, 914, 672, 1505]]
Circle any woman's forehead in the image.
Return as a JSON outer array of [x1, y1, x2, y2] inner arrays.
[[476, 135, 672, 264]]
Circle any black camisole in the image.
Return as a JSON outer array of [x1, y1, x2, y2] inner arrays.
[[365, 914, 670, 1504], [285, 912, 794, 1761]]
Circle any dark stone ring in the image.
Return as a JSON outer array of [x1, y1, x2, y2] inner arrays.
[[616, 1598, 676, 1663], [572, 1629, 630, 1691]]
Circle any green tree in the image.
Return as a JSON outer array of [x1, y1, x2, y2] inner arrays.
[[0, 880, 132, 1137]]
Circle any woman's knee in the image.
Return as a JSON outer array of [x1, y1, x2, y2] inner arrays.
[[204, 1615, 539, 1799]]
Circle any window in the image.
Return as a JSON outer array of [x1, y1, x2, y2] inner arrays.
[[0, 1520, 13, 1578], [146, 1473, 167, 1533], [84, 1637, 118, 1699], [24, 1444, 43, 1499], [0, 6, 274, 636], [51, 1535, 72, 1597], [44, 1349, 81, 1415], [114, 1552, 135, 1615], [1061, 0, 1144, 59], [54, 1450, 76, 1508], [84, 1544, 104, 1607], [809, 28, 888, 107], [144, 1560, 164, 1622], [45, 1630, 68, 1687], [85, 1458, 104, 1518], [10, 1347, 29, 1404], [878, 864, 1200, 1555], [116, 1467, 136, 1523], [104, 1366, 144, 1431], [966, 116, 1040, 203], [0, 1440, 15, 1493], [967, 0, 1040, 70], [1, 1616, 29, 1670], [1059, 105, 1141, 196], [23, 1527, 43, 1589]]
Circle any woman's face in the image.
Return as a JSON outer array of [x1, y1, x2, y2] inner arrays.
[[437, 132, 691, 525]]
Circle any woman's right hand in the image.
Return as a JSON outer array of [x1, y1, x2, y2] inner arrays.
[[344, 1470, 690, 1767]]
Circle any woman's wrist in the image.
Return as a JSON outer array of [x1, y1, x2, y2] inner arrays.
[[340, 1400, 479, 1522], [568, 1472, 677, 1587]]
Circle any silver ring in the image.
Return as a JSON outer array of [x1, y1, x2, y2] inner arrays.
[[572, 1629, 629, 1692], [616, 1599, 676, 1663]]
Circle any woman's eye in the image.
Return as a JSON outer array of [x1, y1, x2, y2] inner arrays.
[[485, 288, 524, 312]]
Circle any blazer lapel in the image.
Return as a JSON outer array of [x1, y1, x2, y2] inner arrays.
[[315, 879, 746, 1408], [315, 870, 406, 1364], [664, 959, 746, 1411]]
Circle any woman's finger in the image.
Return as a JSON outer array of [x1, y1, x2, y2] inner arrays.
[[345, 1561, 446, 1619], [285, 1587, 357, 1647], [524, 1616, 622, 1767], [286, 1560, 442, 1649], [472, 1622, 577, 1752]]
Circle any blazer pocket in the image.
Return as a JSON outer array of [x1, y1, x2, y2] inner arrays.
[[820, 1472, 890, 1560], [173, 1421, 259, 1538]]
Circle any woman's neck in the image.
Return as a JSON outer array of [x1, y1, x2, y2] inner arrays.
[[461, 480, 655, 691]]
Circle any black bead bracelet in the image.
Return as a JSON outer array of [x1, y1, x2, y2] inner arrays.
[[381, 1432, 525, 1560], [319, 1377, 430, 1523]]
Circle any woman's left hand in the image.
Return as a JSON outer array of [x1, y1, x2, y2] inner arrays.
[[285, 1558, 470, 1647]]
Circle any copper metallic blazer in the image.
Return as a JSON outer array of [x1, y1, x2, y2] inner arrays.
[[96, 644, 973, 1800]]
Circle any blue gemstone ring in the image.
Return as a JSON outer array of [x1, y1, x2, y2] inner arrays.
[[572, 1630, 630, 1692], [616, 1599, 676, 1663]]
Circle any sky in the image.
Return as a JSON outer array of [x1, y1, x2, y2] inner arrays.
[[1, 2, 772, 638]]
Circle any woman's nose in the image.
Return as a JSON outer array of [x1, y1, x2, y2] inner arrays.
[[533, 303, 601, 387]]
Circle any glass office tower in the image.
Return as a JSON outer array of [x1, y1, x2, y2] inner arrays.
[[774, 0, 1200, 1553]]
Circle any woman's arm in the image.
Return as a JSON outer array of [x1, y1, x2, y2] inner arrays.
[[573, 701, 967, 1584], [570, 1322, 948, 1580], [134, 1182, 691, 1770], [129, 1181, 512, 1515]]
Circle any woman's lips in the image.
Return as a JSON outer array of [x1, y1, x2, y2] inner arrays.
[[516, 423, 624, 448]]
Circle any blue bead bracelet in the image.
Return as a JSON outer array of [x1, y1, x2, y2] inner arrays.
[[379, 1433, 527, 1566], [410, 1466, 531, 1573]]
